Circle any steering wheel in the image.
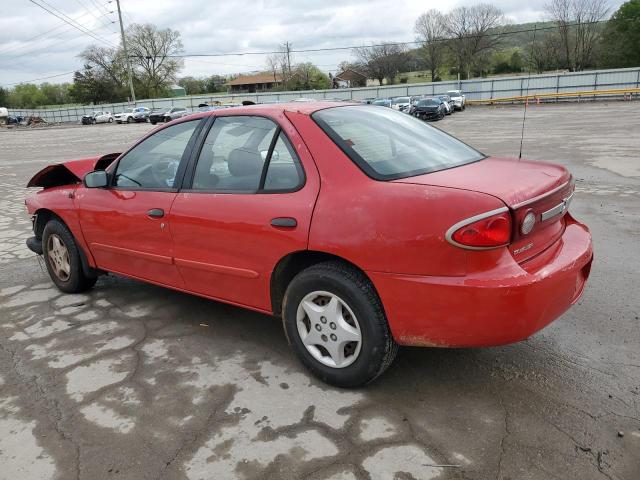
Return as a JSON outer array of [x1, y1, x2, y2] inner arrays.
[[151, 155, 180, 187]]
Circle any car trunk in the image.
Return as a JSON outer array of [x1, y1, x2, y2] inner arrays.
[[392, 156, 574, 263]]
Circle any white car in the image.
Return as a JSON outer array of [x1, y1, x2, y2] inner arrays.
[[114, 108, 144, 124], [446, 90, 466, 111], [391, 96, 411, 112], [82, 111, 113, 124]]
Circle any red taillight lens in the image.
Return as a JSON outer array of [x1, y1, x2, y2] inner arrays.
[[449, 211, 512, 249]]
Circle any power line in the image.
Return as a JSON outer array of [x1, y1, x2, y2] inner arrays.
[[133, 19, 610, 59], [4, 70, 77, 86], [28, 0, 117, 48]]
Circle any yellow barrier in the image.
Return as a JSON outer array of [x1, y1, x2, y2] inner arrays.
[[467, 87, 640, 105]]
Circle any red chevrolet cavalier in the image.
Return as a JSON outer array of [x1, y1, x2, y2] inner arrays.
[[25, 102, 593, 386]]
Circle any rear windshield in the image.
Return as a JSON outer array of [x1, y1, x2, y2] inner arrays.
[[418, 99, 439, 106], [313, 105, 484, 180]]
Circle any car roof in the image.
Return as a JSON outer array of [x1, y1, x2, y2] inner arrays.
[[184, 101, 358, 120]]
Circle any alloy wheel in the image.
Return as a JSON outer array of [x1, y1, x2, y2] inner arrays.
[[47, 234, 71, 281], [296, 291, 362, 368]]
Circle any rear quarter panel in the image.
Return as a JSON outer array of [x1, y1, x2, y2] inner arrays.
[[286, 110, 506, 276]]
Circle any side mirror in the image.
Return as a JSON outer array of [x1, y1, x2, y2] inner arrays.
[[84, 170, 109, 188]]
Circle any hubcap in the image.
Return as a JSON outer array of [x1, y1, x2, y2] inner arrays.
[[296, 291, 362, 369], [47, 234, 71, 281]]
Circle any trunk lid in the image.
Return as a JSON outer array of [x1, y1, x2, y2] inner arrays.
[[393, 157, 574, 262]]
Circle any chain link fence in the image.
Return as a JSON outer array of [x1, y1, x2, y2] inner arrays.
[[8, 67, 640, 123]]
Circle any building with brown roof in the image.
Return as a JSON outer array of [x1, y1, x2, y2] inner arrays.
[[226, 73, 283, 93]]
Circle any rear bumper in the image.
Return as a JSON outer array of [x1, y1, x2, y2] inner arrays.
[[369, 216, 593, 347]]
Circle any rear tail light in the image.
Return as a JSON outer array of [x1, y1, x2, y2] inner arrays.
[[446, 208, 512, 250]]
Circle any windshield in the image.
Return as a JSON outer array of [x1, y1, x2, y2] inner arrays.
[[418, 100, 438, 106], [447, 91, 461, 97], [313, 106, 484, 180], [392, 97, 410, 104]]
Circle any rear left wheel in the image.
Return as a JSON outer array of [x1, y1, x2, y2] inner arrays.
[[282, 261, 398, 387]]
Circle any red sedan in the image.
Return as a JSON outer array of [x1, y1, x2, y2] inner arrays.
[[25, 102, 593, 387]]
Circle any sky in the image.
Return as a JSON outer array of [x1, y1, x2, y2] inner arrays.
[[0, 0, 624, 88]]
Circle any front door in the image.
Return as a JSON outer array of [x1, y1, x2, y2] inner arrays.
[[169, 113, 320, 312], [77, 119, 202, 288]]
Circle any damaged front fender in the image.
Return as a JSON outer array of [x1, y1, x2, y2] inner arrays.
[[26, 153, 120, 188]]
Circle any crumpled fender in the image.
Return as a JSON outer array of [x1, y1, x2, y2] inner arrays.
[[26, 153, 121, 188]]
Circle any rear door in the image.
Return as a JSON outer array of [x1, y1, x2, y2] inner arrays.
[[169, 112, 320, 312], [77, 119, 203, 287]]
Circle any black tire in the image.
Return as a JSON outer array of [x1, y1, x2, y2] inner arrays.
[[42, 219, 97, 293], [282, 261, 398, 387], [108, 117, 113, 123], [151, 121, 157, 125], [126, 116, 133, 123]]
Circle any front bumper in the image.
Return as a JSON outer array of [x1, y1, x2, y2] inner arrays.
[[369, 216, 593, 347], [26, 236, 43, 255]]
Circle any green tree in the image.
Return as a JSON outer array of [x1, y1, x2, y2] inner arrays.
[[9, 84, 46, 109], [601, 0, 640, 67], [0, 87, 8, 106], [291, 63, 331, 90]]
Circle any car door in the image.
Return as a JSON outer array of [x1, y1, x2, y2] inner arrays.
[[169, 113, 320, 312], [77, 119, 203, 288]]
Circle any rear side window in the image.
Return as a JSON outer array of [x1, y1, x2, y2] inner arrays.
[[313, 105, 484, 180], [191, 116, 304, 192]]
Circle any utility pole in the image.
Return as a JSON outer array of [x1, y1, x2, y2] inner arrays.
[[285, 41, 292, 80], [115, 0, 136, 103]]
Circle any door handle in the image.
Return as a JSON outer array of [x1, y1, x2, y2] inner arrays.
[[147, 208, 165, 218], [271, 217, 297, 228]]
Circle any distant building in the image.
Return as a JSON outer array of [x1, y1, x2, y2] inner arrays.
[[227, 73, 283, 93], [169, 84, 186, 97], [333, 68, 367, 88]]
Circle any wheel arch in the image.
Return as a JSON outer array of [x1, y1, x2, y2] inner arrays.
[[34, 208, 100, 278], [270, 250, 380, 316]]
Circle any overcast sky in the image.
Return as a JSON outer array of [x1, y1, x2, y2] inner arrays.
[[0, 0, 624, 87]]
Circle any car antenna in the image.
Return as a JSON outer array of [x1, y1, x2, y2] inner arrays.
[[518, 24, 538, 160]]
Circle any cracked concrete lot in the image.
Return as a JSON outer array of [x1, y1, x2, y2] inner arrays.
[[1, 102, 639, 480]]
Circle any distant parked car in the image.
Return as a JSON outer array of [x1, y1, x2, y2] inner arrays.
[[437, 95, 454, 115], [132, 107, 151, 123], [447, 90, 466, 111], [82, 111, 113, 125], [391, 96, 411, 112], [411, 98, 446, 121], [371, 98, 392, 107], [149, 107, 189, 125], [115, 107, 149, 124]]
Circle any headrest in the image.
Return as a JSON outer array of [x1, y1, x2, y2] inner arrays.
[[228, 149, 263, 177]]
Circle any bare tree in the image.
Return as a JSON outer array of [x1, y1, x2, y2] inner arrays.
[[266, 54, 280, 82], [354, 42, 408, 85], [125, 23, 184, 97], [545, 0, 609, 71], [526, 31, 562, 73], [414, 9, 447, 81], [445, 4, 505, 79], [79, 45, 127, 87]]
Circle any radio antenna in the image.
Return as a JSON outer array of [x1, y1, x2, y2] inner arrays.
[[519, 24, 537, 160]]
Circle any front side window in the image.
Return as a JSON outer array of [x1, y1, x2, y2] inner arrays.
[[114, 120, 199, 189], [313, 105, 484, 180], [191, 116, 303, 192]]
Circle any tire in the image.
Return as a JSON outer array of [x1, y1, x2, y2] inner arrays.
[[151, 121, 157, 125], [126, 116, 132, 123], [462, 103, 466, 111], [42, 219, 97, 294], [282, 261, 398, 387], [108, 117, 113, 123]]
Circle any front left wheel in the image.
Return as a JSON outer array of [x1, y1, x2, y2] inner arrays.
[[42, 219, 97, 293], [282, 261, 398, 387]]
